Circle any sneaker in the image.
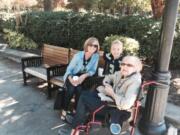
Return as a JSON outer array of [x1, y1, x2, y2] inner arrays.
[[110, 123, 121, 135], [65, 114, 74, 124]]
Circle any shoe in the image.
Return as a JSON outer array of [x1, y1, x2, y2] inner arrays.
[[110, 123, 121, 135], [60, 110, 67, 121], [60, 113, 74, 125], [65, 114, 74, 124]]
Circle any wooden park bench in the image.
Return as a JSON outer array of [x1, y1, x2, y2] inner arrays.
[[22, 45, 104, 99], [21, 44, 69, 98]]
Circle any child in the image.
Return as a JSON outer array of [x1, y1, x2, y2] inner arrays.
[[103, 40, 123, 75]]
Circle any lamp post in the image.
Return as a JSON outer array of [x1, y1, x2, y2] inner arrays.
[[139, 0, 180, 135]]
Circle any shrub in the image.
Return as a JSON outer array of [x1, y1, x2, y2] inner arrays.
[[102, 35, 140, 55], [2, 11, 180, 68], [17, 11, 122, 49], [1, 18, 16, 31], [3, 29, 38, 50]]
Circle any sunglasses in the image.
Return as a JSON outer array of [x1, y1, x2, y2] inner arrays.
[[89, 44, 98, 48], [120, 62, 134, 67]]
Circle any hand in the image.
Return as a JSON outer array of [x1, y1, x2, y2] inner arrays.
[[78, 74, 88, 84], [68, 76, 79, 86], [103, 82, 112, 88], [104, 84, 115, 98]]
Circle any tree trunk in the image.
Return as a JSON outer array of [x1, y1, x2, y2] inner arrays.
[[151, 0, 165, 19], [44, 0, 52, 11]]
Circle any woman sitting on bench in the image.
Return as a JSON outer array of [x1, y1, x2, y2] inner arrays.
[[70, 55, 142, 135], [61, 37, 100, 121]]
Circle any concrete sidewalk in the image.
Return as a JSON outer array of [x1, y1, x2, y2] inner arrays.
[[0, 55, 63, 135], [0, 44, 38, 63], [0, 45, 180, 134]]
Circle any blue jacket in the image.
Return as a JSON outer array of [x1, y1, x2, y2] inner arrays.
[[63, 51, 99, 81]]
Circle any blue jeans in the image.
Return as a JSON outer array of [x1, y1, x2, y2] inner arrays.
[[109, 109, 131, 126]]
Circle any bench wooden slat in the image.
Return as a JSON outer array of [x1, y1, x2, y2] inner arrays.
[[24, 67, 47, 80], [42, 44, 69, 66], [69, 48, 79, 61], [43, 58, 68, 66], [50, 76, 64, 87], [43, 54, 68, 60], [43, 44, 68, 51], [99, 51, 105, 67], [43, 48, 69, 56]]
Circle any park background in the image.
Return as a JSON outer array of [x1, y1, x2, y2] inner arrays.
[[0, 0, 180, 106]]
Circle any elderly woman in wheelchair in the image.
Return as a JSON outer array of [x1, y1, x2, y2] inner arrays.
[[69, 55, 143, 135]]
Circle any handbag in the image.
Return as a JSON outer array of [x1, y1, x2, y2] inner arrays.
[[54, 88, 65, 110]]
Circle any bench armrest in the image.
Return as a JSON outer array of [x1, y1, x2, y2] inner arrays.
[[83, 76, 104, 90], [47, 64, 67, 79], [21, 56, 43, 70]]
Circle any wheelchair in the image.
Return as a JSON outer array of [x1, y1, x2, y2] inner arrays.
[[72, 81, 159, 135]]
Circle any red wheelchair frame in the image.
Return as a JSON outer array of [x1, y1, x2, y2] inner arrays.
[[73, 81, 160, 135]]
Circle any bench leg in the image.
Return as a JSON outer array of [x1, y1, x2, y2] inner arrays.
[[23, 71, 27, 85], [47, 82, 52, 99]]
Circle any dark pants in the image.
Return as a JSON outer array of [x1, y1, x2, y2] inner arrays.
[[72, 91, 106, 128], [72, 91, 131, 129], [109, 109, 131, 126], [62, 79, 84, 111]]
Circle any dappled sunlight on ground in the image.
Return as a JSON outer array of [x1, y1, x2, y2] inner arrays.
[[12, 78, 23, 83], [0, 71, 21, 80], [0, 96, 19, 109], [0, 96, 28, 126], [37, 82, 47, 89], [0, 52, 63, 134], [3, 109, 14, 117], [0, 79, 6, 84], [1, 111, 29, 126], [51, 123, 67, 130]]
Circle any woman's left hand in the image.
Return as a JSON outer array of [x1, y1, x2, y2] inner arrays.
[[104, 84, 115, 98], [78, 74, 88, 84]]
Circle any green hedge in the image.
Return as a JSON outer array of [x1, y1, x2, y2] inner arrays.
[[3, 29, 38, 50], [2, 11, 180, 68]]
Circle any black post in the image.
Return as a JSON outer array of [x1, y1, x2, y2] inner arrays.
[[139, 0, 179, 135]]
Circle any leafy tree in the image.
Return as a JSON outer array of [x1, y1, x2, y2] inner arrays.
[[67, 0, 98, 11], [97, 0, 151, 15], [53, 0, 68, 9], [44, 0, 52, 11], [151, 0, 164, 19]]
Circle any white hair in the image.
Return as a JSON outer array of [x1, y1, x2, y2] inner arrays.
[[122, 55, 143, 72]]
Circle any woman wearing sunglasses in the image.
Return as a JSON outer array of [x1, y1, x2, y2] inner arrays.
[[68, 55, 142, 135], [61, 37, 100, 121]]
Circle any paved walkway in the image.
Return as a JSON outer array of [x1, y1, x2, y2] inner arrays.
[[0, 56, 66, 135]]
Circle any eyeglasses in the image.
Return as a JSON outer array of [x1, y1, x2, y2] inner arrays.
[[120, 63, 134, 67], [89, 44, 98, 48]]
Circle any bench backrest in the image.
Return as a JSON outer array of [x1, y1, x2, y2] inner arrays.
[[69, 48, 79, 61], [42, 44, 69, 66], [98, 51, 105, 68]]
